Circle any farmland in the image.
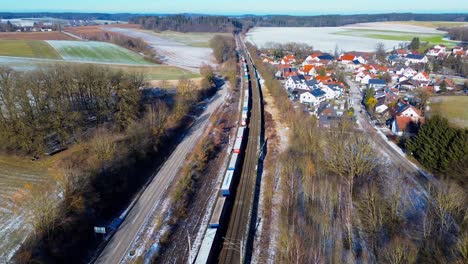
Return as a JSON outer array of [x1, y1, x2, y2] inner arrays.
[[0, 155, 54, 261], [139, 30, 230, 47], [0, 40, 61, 59], [0, 31, 76, 40], [106, 65, 200, 80], [335, 29, 456, 47], [246, 22, 458, 52], [47, 40, 152, 65], [429, 96, 468, 128]]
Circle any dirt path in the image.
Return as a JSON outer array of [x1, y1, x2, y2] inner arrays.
[[251, 84, 289, 263]]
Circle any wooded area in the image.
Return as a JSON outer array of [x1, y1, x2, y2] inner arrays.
[[0, 65, 143, 156], [129, 13, 468, 33]]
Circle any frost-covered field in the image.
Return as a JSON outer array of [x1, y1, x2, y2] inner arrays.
[[47, 40, 152, 65], [106, 28, 216, 73], [246, 22, 449, 52], [0, 156, 51, 262]]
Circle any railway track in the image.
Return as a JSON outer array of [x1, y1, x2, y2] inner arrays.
[[217, 35, 263, 264]]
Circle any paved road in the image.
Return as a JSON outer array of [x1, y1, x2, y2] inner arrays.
[[95, 83, 228, 264], [347, 78, 437, 188]]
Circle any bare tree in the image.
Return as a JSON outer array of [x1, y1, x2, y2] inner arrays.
[[322, 121, 379, 249]]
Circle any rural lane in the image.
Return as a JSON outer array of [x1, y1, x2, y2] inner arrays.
[[95, 82, 228, 264], [347, 78, 438, 191], [105, 27, 216, 73]]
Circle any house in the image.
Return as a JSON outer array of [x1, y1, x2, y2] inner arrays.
[[322, 84, 343, 99], [389, 101, 424, 136], [434, 78, 456, 92], [339, 53, 357, 64], [299, 89, 326, 106], [360, 74, 373, 85], [391, 116, 422, 136], [390, 101, 422, 118], [401, 67, 417, 78], [405, 54, 428, 65], [285, 75, 306, 90], [412, 71, 430, 83], [368, 79, 387, 90], [281, 54, 296, 65]]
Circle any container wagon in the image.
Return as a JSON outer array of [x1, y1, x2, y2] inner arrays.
[[236, 127, 245, 139], [209, 196, 226, 228], [233, 137, 242, 153], [228, 153, 239, 170], [221, 170, 234, 196]]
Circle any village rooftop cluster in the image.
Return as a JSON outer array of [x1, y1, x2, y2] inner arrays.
[[260, 42, 467, 135]]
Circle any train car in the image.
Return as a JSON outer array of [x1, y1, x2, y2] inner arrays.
[[221, 170, 234, 196], [236, 127, 245, 139], [194, 228, 217, 264], [243, 100, 248, 111], [241, 109, 248, 126], [209, 196, 226, 228], [244, 89, 249, 101], [228, 153, 239, 170], [233, 137, 242, 153]]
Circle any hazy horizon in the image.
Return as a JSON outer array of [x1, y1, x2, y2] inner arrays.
[[0, 0, 467, 16]]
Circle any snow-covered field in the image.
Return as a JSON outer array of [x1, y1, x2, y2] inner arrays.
[[0, 157, 51, 262], [246, 22, 447, 52], [47, 40, 151, 65], [105, 28, 216, 73]]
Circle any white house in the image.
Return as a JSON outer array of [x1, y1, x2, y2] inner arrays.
[[299, 89, 327, 106], [405, 54, 428, 65], [360, 74, 373, 85], [412, 72, 430, 83]]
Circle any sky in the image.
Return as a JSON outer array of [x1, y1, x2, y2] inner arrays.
[[1, 0, 467, 15]]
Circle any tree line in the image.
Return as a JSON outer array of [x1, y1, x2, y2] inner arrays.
[[0, 65, 142, 156], [130, 15, 242, 33], [129, 13, 468, 33]]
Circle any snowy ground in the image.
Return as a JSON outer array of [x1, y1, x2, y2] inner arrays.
[[0, 157, 51, 262], [105, 28, 216, 73], [246, 22, 448, 52]]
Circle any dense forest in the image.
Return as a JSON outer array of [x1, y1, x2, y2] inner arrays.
[[130, 15, 243, 32], [129, 13, 468, 32]]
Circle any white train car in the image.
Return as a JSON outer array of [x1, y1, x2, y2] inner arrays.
[[242, 99, 248, 111], [233, 137, 242, 153], [236, 127, 245, 139], [241, 110, 248, 127], [228, 153, 239, 170], [221, 170, 234, 196]]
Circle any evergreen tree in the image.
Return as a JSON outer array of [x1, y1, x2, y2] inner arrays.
[[406, 115, 467, 177]]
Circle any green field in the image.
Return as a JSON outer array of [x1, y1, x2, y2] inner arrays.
[[0, 40, 61, 59], [47, 40, 152, 65], [335, 29, 458, 47], [140, 30, 229, 47], [430, 96, 468, 128]]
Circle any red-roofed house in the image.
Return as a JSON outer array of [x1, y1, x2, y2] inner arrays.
[[281, 54, 296, 65], [391, 116, 423, 136], [340, 53, 357, 64], [412, 71, 430, 83]]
